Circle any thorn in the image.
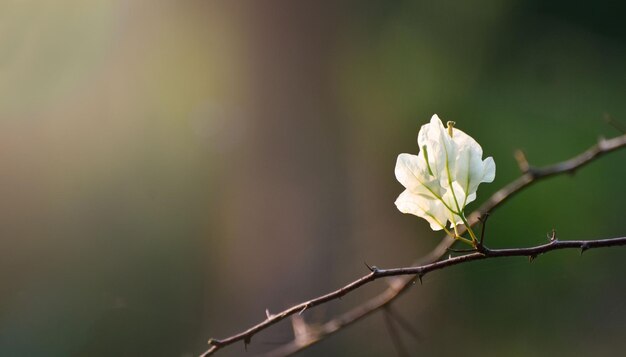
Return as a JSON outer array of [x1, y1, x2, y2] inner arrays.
[[298, 304, 309, 315], [244, 335, 251, 350], [581, 243, 589, 255], [528, 255, 536, 263], [417, 273, 423, 285], [265, 309, 272, 319], [364, 262, 378, 273]]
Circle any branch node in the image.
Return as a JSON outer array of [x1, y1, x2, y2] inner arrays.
[[476, 244, 490, 255], [298, 303, 309, 315], [208, 338, 222, 347]]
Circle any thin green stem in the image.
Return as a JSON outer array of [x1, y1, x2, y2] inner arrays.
[[460, 215, 478, 244], [455, 235, 474, 246], [449, 215, 473, 247]]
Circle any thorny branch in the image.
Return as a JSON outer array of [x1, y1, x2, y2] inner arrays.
[[200, 133, 626, 357]]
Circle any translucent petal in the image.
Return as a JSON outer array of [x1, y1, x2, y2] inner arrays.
[[449, 126, 495, 198], [465, 192, 477, 206], [442, 181, 468, 217], [450, 126, 483, 158], [394, 153, 442, 199], [417, 114, 456, 187], [481, 156, 496, 183], [395, 190, 447, 231]]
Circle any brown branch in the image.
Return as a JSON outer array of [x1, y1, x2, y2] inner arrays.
[[200, 133, 626, 357], [262, 238, 626, 357], [370, 237, 626, 278]]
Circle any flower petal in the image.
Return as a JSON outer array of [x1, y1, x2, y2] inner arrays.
[[481, 156, 496, 183], [417, 114, 456, 187], [450, 127, 483, 158], [395, 190, 447, 231], [449, 126, 495, 199], [394, 153, 442, 199], [455, 144, 486, 198], [441, 181, 470, 224]]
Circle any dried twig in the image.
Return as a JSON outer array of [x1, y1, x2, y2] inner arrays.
[[200, 133, 626, 357], [383, 307, 410, 357], [604, 113, 626, 134]]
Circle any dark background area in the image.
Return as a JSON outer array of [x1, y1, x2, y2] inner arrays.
[[1, 1, 625, 356]]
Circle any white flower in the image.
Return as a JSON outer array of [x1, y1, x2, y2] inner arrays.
[[395, 114, 495, 230]]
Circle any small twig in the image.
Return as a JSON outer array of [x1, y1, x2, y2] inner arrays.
[[514, 149, 530, 173], [479, 213, 490, 247], [604, 113, 626, 134], [383, 308, 410, 357], [385, 305, 420, 341]]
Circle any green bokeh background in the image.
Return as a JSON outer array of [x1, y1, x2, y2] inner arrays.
[[1, 1, 625, 356]]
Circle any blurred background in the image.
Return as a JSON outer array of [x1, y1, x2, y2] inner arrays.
[[1, 1, 626, 356]]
